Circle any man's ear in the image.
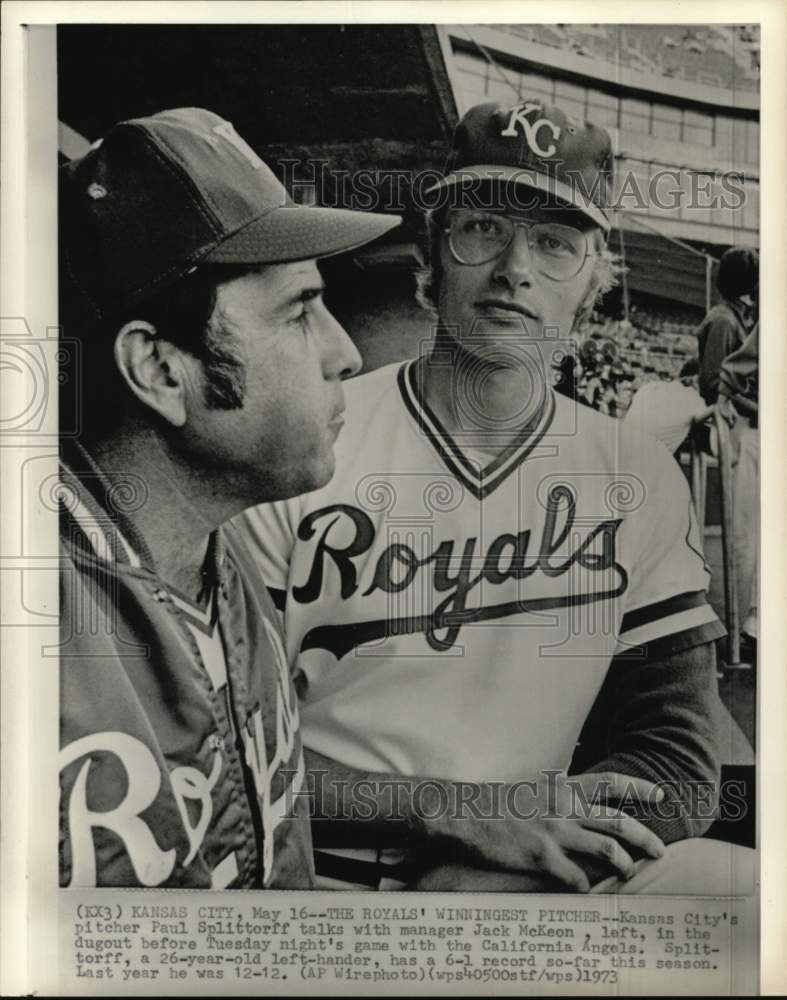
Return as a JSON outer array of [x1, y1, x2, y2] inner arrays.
[[113, 321, 189, 428]]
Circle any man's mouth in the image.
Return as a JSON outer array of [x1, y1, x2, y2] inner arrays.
[[475, 298, 539, 321]]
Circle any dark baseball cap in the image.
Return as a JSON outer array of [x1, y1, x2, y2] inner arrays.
[[60, 107, 401, 320], [428, 100, 614, 231]]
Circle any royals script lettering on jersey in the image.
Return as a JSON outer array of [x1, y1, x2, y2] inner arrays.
[[237, 360, 723, 783], [59, 449, 314, 889]]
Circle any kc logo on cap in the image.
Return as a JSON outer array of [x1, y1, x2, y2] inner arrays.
[[500, 103, 562, 158], [428, 99, 614, 232]]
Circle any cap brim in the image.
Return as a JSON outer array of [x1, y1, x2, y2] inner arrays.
[[426, 165, 610, 232], [203, 205, 401, 265]]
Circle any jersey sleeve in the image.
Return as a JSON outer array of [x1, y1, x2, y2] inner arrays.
[[615, 438, 726, 661], [232, 500, 299, 614]]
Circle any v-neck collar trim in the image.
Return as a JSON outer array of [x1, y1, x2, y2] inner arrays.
[[166, 582, 219, 635], [397, 358, 556, 500]]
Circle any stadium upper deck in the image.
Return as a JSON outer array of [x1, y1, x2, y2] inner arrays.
[[498, 24, 759, 94]]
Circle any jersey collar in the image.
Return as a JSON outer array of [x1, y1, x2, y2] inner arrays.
[[397, 358, 556, 500]]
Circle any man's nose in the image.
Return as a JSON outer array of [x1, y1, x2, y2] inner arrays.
[[491, 225, 536, 288], [321, 308, 362, 379]]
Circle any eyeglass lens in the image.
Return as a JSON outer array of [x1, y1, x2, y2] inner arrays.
[[448, 211, 588, 278]]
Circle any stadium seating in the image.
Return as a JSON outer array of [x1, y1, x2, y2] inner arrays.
[[560, 300, 705, 415], [497, 24, 758, 92]]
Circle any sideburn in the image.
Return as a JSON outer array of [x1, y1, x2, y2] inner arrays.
[[200, 324, 247, 410]]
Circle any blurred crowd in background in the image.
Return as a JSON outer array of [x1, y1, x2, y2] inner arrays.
[[554, 284, 757, 427], [556, 309, 711, 418]]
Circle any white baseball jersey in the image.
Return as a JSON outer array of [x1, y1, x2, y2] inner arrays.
[[236, 359, 723, 791]]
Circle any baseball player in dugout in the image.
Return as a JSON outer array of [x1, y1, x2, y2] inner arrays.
[[58, 107, 400, 888], [238, 99, 756, 894]]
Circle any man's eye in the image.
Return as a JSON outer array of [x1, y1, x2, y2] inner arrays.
[[464, 218, 499, 237], [537, 233, 573, 255], [290, 289, 324, 330]]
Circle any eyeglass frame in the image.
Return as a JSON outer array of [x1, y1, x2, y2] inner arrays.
[[442, 209, 598, 281]]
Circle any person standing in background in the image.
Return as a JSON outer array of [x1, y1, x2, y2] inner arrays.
[[696, 247, 758, 656], [718, 323, 760, 655], [697, 246, 758, 405]]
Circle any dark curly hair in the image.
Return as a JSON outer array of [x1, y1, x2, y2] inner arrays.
[[717, 247, 758, 301]]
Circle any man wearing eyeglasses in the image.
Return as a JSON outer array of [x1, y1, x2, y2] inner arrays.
[[237, 101, 742, 893]]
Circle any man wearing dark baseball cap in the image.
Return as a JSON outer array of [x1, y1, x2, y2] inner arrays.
[[58, 107, 400, 889], [240, 99, 746, 896], [425, 98, 614, 228]]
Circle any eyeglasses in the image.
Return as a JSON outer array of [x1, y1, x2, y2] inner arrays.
[[444, 209, 593, 281]]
